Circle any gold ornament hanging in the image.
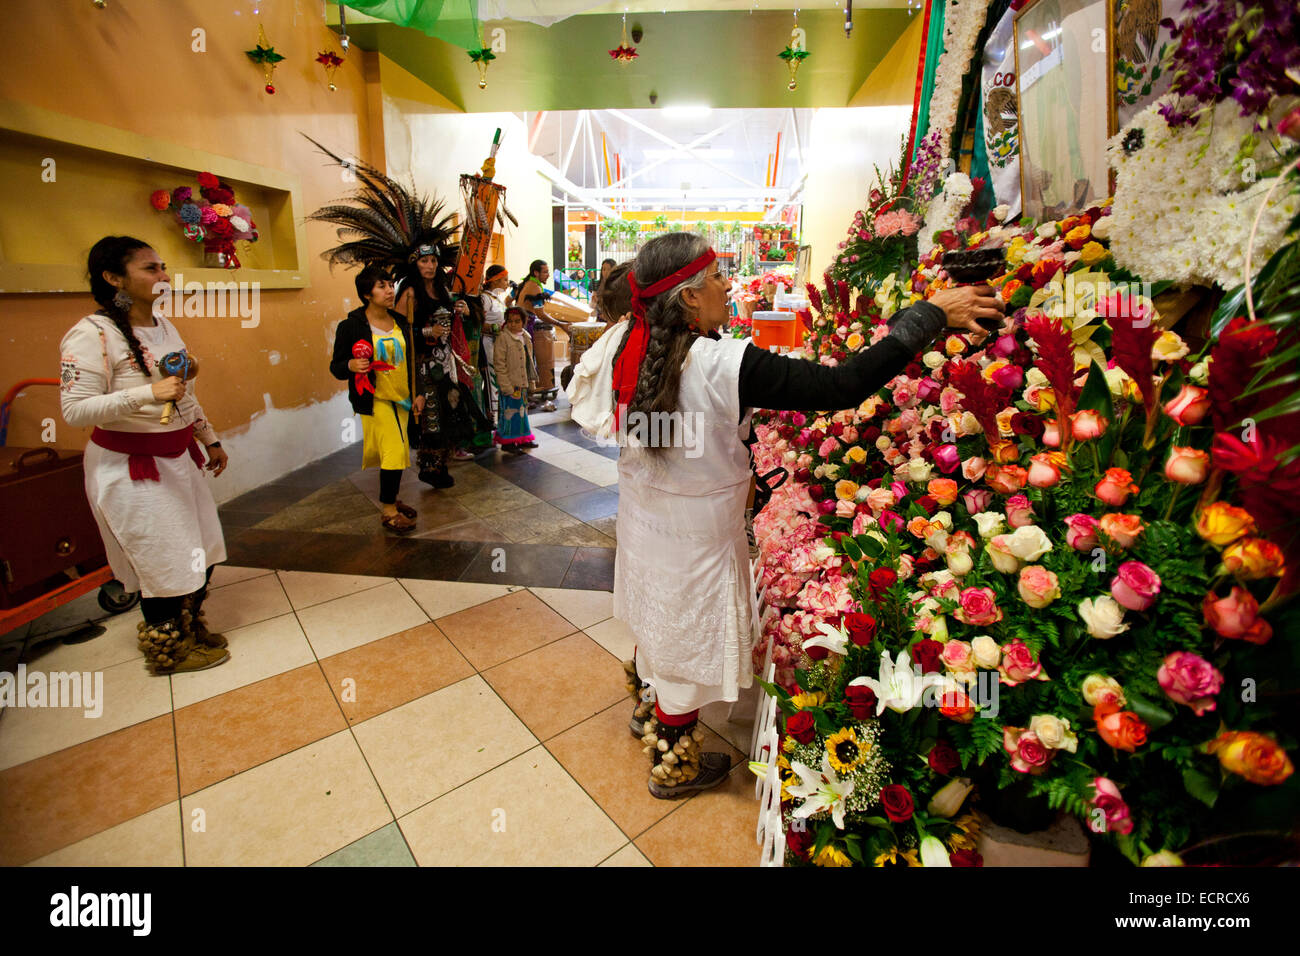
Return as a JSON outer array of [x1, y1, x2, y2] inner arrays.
[[778, 26, 810, 92], [468, 46, 496, 90], [245, 24, 285, 95], [316, 50, 344, 91]]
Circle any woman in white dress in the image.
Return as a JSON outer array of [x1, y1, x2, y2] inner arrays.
[[60, 237, 231, 674], [569, 233, 1000, 798]]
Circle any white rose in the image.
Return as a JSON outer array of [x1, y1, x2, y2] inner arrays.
[[959, 411, 982, 436], [1104, 366, 1129, 397], [1078, 595, 1130, 639], [1188, 359, 1210, 385], [922, 350, 946, 370], [1036, 222, 1059, 238], [1152, 330, 1189, 362], [1029, 715, 1078, 753], [855, 486, 871, 502], [971, 635, 1001, 669], [876, 435, 892, 452], [1025, 367, 1049, 388], [987, 535, 1022, 573], [946, 549, 974, 576], [992, 204, 1010, 222], [824, 465, 841, 480], [973, 512, 1006, 539], [783, 450, 798, 463], [1090, 217, 1112, 240], [814, 465, 828, 479], [907, 458, 934, 482], [1003, 525, 1054, 562]]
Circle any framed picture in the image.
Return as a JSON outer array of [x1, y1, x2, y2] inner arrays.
[[1113, 0, 1187, 130], [1014, 0, 1116, 221]]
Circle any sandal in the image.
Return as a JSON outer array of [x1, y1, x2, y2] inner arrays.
[[394, 500, 417, 519], [381, 512, 417, 535]]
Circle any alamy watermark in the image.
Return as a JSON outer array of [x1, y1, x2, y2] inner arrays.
[[595, 404, 706, 458], [0, 665, 103, 718], [152, 275, 261, 328], [1036, 275, 1156, 327]]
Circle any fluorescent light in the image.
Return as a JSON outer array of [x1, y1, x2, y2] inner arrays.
[[662, 105, 712, 119], [643, 147, 735, 160]]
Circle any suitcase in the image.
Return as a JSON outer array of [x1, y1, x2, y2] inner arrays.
[[0, 447, 108, 609]]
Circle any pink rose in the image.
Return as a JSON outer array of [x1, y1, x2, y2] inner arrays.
[[835, 498, 856, 518], [1005, 494, 1035, 529], [962, 457, 988, 481], [991, 364, 1024, 390], [1070, 409, 1109, 440], [797, 453, 814, 470], [892, 382, 918, 408], [1095, 467, 1139, 506], [890, 481, 908, 501], [1004, 727, 1052, 774], [818, 437, 839, 458], [962, 488, 993, 514], [841, 426, 859, 444], [1157, 651, 1223, 716], [1027, 453, 1061, 488], [934, 443, 961, 474], [991, 335, 1018, 359], [999, 640, 1045, 686], [1064, 513, 1100, 551], [791, 412, 807, 428], [818, 498, 837, 515], [879, 509, 905, 533], [955, 586, 1003, 626], [867, 487, 896, 514], [1165, 446, 1209, 485], [940, 386, 963, 415], [1042, 420, 1061, 447], [1163, 384, 1210, 425], [1017, 565, 1061, 609], [1089, 777, 1134, 834], [851, 512, 870, 536], [795, 428, 811, 449], [917, 378, 942, 403], [942, 639, 975, 674], [1110, 560, 1161, 611]]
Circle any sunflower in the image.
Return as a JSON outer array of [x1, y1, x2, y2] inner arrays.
[[813, 844, 853, 867], [825, 727, 870, 774], [790, 690, 826, 709]]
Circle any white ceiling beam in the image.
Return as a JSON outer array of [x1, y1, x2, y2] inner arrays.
[[586, 109, 602, 190], [535, 156, 622, 220], [605, 109, 763, 189], [788, 108, 805, 177], [605, 119, 744, 189], [561, 111, 585, 181]]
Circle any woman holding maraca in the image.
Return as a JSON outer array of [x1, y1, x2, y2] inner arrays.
[[329, 265, 421, 534], [59, 236, 231, 675]]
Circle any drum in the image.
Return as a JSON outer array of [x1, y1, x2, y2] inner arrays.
[[567, 321, 607, 368]]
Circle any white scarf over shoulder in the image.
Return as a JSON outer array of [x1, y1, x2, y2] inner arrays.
[[563, 319, 629, 443]]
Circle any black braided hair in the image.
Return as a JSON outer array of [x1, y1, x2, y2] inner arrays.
[[87, 236, 151, 375], [610, 233, 710, 454]]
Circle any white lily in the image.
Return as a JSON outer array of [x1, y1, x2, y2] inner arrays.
[[788, 753, 856, 830], [919, 835, 953, 867], [802, 620, 850, 657], [848, 650, 949, 716]]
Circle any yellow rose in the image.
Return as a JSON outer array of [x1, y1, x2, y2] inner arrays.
[[944, 335, 967, 355], [845, 445, 868, 464], [835, 479, 860, 502], [1195, 502, 1256, 547], [1079, 241, 1108, 266], [1222, 537, 1286, 579], [845, 332, 864, 351], [1152, 330, 1189, 362]]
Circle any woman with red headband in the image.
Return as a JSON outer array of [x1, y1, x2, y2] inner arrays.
[[568, 232, 1001, 799]]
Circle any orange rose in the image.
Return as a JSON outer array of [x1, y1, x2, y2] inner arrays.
[[1207, 731, 1294, 786], [927, 478, 959, 506], [835, 479, 860, 502], [1099, 513, 1145, 549], [1095, 467, 1139, 506], [907, 515, 933, 539], [1002, 278, 1024, 300], [989, 441, 1023, 464], [1194, 502, 1256, 547], [1222, 537, 1286, 579], [940, 689, 977, 723], [1094, 702, 1148, 752], [986, 463, 1028, 493], [1064, 224, 1091, 249]]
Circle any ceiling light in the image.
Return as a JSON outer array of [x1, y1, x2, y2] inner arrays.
[[643, 148, 735, 160], [662, 105, 712, 119]]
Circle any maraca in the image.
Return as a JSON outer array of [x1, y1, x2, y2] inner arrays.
[[352, 340, 377, 396], [159, 351, 198, 425]]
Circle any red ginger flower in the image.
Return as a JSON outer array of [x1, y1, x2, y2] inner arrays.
[[1207, 317, 1283, 433], [805, 282, 823, 315], [1025, 313, 1079, 444], [1099, 293, 1159, 413], [949, 361, 1011, 452]]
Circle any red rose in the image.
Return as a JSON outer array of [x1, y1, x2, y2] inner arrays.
[[912, 638, 944, 674], [786, 710, 817, 743], [206, 217, 234, 239], [843, 612, 877, 646], [1010, 412, 1045, 438], [929, 740, 960, 775], [879, 784, 914, 822], [196, 171, 219, 189], [785, 823, 814, 860], [868, 568, 898, 596], [804, 642, 829, 662], [844, 684, 877, 720], [950, 849, 983, 866], [808, 485, 825, 501], [861, 426, 882, 443]]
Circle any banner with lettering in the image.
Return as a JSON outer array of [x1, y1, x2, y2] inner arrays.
[[980, 5, 1021, 217]]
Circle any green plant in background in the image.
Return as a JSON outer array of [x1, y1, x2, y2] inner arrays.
[[652, 214, 669, 232]]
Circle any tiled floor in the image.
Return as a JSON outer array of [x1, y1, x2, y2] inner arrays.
[[0, 400, 762, 867]]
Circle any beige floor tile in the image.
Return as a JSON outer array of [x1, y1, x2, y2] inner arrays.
[[181, 730, 392, 867], [296, 581, 430, 659], [584, 617, 638, 663], [29, 802, 183, 867], [0, 656, 173, 772], [480, 501, 581, 543], [22, 607, 144, 674], [543, 448, 614, 474], [522, 524, 617, 548], [202, 573, 292, 634], [699, 683, 762, 755], [435, 591, 578, 670], [169, 613, 316, 709], [528, 587, 614, 631], [459, 484, 544, 518], [277, 570, 394, 611], [351, 675, 536, 817], [208, 565, 276, 590], [397, 579, 520, 621], [23, 591, 104, 640], [598, 843, 653, 867], [398, 746, 626, 866], [633, 766, 760, 867], [569, 462, 621, 487]]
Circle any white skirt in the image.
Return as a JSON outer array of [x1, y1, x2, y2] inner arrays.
[[84, 442, 227, 598], [613, 476, 754, 714]]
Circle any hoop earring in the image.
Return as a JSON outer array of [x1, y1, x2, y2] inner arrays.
[[113, 288, 133, 311]]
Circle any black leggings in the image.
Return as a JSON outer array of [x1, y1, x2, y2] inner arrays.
[[379, 468, 403, 504], [140, 565, 216, 626]]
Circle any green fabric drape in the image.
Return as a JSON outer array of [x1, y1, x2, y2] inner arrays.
[[342, 0, 483, 50], [910, 0, 949, 168]]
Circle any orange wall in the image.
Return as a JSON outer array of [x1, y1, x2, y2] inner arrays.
[[0, 1, 392, 499]]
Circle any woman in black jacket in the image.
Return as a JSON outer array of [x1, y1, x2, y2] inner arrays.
[[330, 266, 421, 534]]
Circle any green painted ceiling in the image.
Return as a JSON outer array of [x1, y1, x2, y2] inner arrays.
[[331, 9, 915, 112]]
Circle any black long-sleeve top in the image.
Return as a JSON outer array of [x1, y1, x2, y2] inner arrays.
[[736, 301, 945, 414]]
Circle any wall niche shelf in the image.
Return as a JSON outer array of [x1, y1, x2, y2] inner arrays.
[[0, 100, 309, 293]]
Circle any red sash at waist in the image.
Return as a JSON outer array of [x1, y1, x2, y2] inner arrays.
[[90, 426, 205, 482]]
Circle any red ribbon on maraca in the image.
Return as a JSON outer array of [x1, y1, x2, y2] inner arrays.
[[159, 350, 199, 425], [352, 340, 396, 396]]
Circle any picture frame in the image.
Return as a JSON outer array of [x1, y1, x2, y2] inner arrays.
[[1014, 0, 1116, 221], [1112, 0, 1187, 131]]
